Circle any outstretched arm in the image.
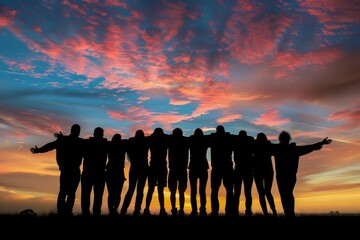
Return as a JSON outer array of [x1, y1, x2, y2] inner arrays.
[[295, 137, 332, 156], [30, 140, 57, 154]]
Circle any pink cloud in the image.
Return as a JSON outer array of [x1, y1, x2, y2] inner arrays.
[[104, 0, 127, 8], [217, 114, 242, 124], [252, 109, 290, 127], [169, 98, 191, 106], [328, 106, 360, 130], [62, 0, 87, 16], [223, 0, 293, 64], [273, 48, 343, 73], [0, 7, 16, 28], [108, 106, 191, 132], [138, 96, 150, 102], [299, 0, 360, 29], [18, 63, 34, 71]]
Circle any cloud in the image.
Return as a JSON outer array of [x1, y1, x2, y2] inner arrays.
[[217, 114, 242, 124], [252, 109, 290, 127]]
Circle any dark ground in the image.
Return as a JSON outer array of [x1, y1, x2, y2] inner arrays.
[[1, 213, 359, 238]]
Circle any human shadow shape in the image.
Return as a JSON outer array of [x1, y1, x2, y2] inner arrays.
[[168, 127, 189, 217], [233, 130, 255, 217], [188, 128, 209, 217], [120, 129, 149, 216], [81, 127, 109, 216], [144, 127, 169, 216], [253, 132, 277, 217], [272, 131, 332, 218], [30, 124, 84, 216], [207, 125, 234, 217], [106, 133, 127, 216]]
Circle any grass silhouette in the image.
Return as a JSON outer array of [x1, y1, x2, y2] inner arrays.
[[1, 212, 359, 237]]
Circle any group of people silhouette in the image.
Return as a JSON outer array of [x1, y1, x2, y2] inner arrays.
[[30, 124, 332, 218]]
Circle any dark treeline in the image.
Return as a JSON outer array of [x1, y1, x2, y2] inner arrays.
[[30, 124, 332, 219]]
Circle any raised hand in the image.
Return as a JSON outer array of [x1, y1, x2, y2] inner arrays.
[[321, 137, 332, 145], [54, 131, 63, 139], [30, 146, 39, 153]]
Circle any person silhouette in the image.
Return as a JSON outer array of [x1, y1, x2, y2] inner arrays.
[[120, 129, 149, 216], [208, 125, 235, 217], [105, 133, 127, 216], [30, 124, 84, 216], [272, 131, 332, 218], [253, 132, 277, 217], [233, 130, 255, 217], [81, 127, 109, 216], [168, 128, 189, 217], [143, 127, 169, 216], [188, 128, 210, 217]]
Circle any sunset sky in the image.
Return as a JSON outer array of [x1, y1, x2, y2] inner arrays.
[[0, 0, 359, 215]]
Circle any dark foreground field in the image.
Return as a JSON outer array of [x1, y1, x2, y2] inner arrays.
[[1, 213, 359, 237]]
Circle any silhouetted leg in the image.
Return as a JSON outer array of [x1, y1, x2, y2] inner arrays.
[[244, 174, 253, 216], [93, 179, 105, 215], [287, 178, 296, 217], [210, 170, 221, 216], [179, 191, 185, 214], [81, 176, 92, 216], [224, 172, 234, 216], [134, 173, 147, 214], [121, 183, 136, 215], [106, 179, 115, 214], [255, 176, 267, 215], [170, 190, 177, 215], [57, 171, 68, 215], [57, 191, 66, 215], [189, 172, 198, 214], [199, 171, 208, 215], [233, 174, 241, 215], [145, 186, 154, 213], [264, 174, 276, 216], [115, 179, 124, 212], [279, 177, 296, 218], [158, 186, 165, 209]]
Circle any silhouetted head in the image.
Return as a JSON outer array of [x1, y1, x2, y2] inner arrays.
[[70, 124, 81, 137], [216, 125, 225, 134], [256, 132, 268, 142], [93, 127, 104, 139], [194, 128, 203, 136], [172, 128, 183, 136], [111, 133, 121, 142], [279, 131, 291, 144], [153, 127, 164, 136], [135, 129, 144, 138], [238, 130, 247, 137]]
